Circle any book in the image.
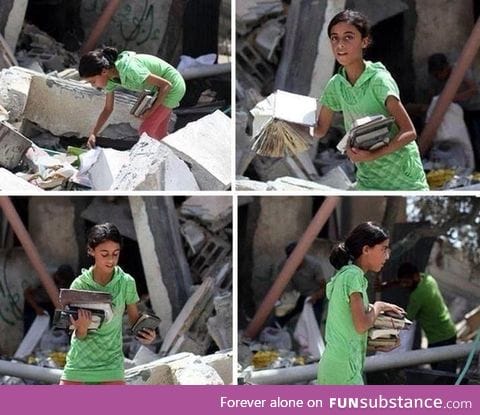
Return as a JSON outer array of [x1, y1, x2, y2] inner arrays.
[[59, 288, 112, 307], [337, 115, 395, 153], [130, 90, 157, 117], [130, 313, 161, 336], [53, 305, 107, 331], [368, 328, 400, 340], [250, 90, 317, 157], [373, 313, 412, 330]]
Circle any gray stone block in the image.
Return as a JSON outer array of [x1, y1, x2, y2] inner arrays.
[[163, 110, 232, 190]]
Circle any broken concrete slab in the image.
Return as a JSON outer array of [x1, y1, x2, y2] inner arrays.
[[267, 176, 339, 191], [111, 134, 200, 191], [0, 168, 44, 192], [0, 66, 33, 123], [317, 166, 353, 190], [201, 351, 233, 385], [180, 196, 232, 232], [173, 361, 224, 385], [180, 220, 207, 256], [88, 148, 130, 191], [0, 121, 32, 170], [235, 178, 270, 191], [2, 0, 28, 52], [207, 292, 232, 350], [163, 111, 232, 190], [236, 0, 283, 35], [21, 69, 140, 140]]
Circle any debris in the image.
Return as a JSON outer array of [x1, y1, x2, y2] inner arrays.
[[180, 196, 233, 232], [163, 110, 232, 190], [174, 360, 224, 385], [13, 315, 50, 360], [180, 220, 207, 257], [0, 168, 44, 192], [0, 121, 32, 169], [0, 66, 34, 123], [207, 292, 232, 350], [0, 34, 18, 69], [111, 134, 200, 191], [88, 148, 130, 191]]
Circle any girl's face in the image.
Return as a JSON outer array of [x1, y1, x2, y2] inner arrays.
[[363, 239, 390, 272], [89, 240, 121, 275], [329, 22, 369, 66], [85, 69, 110, 89]]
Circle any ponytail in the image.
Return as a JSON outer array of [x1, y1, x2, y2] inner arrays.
[[79, 46, 119, 78], [329, 222, 388, 270]]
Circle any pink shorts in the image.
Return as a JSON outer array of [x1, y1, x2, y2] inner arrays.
[[138, 104, 172, 140]]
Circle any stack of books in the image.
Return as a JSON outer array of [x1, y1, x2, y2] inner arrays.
[[337, 115, 395, 154], [53, 289, 113, 331], [250, 90, 316, 157], [368, 311, 412, 350]]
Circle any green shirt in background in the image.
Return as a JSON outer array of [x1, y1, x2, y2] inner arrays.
[[61, 266, 139, 383], [407, 273, 456, 344], [317, 264, 368, 385], [320, 61, 428, 191], [106, 51, 186, 108]]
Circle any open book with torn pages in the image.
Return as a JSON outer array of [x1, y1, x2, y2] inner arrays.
[[53, 289, 114, 331], [337, 115, 395, 154], [250, 90, 317, 157], [129, 313, 161, 336]]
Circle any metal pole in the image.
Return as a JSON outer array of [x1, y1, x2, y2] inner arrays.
[[180, 63, 231, 81], [247, 342, 480, 384], [244, 196, 340, 339], [419, 17, 480, 155], [0, 197, 60, 308], [0, 360, 62, 384], [80, 0, 122, 56]]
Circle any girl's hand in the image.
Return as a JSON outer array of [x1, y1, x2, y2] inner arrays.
[[70, 309, 92, 339], [346, 146, 374, 163], [374, 301, 405, 316], [136, 328, 156, 345], [87, 134, 96, 149]]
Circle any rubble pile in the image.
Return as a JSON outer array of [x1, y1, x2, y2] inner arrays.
[[0, 196, 233, 385]]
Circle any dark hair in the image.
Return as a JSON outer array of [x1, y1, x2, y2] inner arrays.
[[397, 262, 420, 280], [87, 222, 122, 249], [285, 241, 297, 256], [328, 9, 371, 39], [428, 53, 449, 74], [329, 222, 388, 270], [79, 47, 119, 78]]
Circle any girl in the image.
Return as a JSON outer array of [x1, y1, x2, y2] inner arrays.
[[79, 47, 186, 146], [314, 10, 428, 190], [317, 222, 404, 385], [60, 223, 156, 385]]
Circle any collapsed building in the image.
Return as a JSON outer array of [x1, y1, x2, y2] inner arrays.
[[238, 196, 480, 384], [236, 0, 480, 191], [0, 195, 233, 385], [0, 0, 232, 191]]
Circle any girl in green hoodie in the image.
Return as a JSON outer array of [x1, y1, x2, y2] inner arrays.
[[79, 47, 186, 145], [314, 10, 428, 190], [60, 223, 156, 384], [317, 222, 404, 384]]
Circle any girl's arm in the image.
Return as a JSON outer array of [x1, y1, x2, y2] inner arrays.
[[350, 293, 405, 334], [126, 303, 156, 345], [87, 92, 115, 149], [140, 74, 173, 118], [313, 106, 334, 138], [347, 96, 416, 163]]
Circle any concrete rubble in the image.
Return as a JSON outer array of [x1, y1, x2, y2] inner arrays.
[[0, 2, 232, 192], [0, 196, 232, 385]]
